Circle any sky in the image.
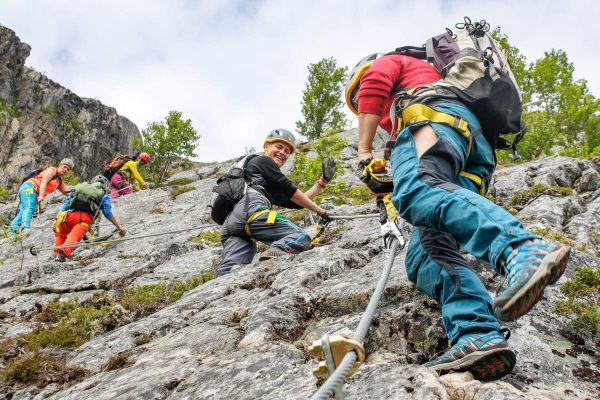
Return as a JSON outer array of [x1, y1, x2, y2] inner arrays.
[[2, 0, 599, 162]]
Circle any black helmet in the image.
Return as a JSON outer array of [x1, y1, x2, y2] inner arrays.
[[345, 53, 384, 115], [92, 175, 110, 191], [264, 129, 296, 153]]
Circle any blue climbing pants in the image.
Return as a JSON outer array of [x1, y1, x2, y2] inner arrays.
[[218, 190, 312, 276], [391, 101, 536, 344], [11, 181, 38, 232]]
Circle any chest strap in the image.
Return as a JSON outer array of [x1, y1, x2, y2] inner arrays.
[[245, 209, 278, 242]]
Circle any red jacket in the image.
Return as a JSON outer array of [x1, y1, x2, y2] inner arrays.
[[357, 54, 441, 134]]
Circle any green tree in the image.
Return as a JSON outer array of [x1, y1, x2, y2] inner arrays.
[[296, 57, 349, 140], [493, 29, 600, 162], [131, 111, 200, 187], [290, 131, 347, 191]]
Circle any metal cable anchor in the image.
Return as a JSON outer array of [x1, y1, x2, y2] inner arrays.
[[309, 334, 365, 379]]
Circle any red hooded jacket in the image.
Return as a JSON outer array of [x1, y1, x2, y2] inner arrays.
[[357, 54, 441, 134]]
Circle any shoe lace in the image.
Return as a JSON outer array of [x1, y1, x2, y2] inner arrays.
[[499, 327, 511, 340]]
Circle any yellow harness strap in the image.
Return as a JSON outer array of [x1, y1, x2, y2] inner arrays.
[[54, 211, 68, 232], [459, 171, 486, 195], [54, 211, 93, 232], [245, 209, 278, 242], [383, 194, 398, 222], [399, 103, 473, 157]]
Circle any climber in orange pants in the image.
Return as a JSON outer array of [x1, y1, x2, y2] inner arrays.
[[53, 211, 93, 258]]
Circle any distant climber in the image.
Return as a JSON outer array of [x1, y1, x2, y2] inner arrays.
[[215, 129, 335, 276], [106, 152, 151, 199], [11, 158, 74, 235], [53, 175, 126, 262], [347, 35, 570, 380]]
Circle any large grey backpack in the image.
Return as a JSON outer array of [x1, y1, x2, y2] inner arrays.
[[391, 17, 525, 153]]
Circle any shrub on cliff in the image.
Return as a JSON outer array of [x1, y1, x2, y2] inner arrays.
[[132, 111, 201, 187]]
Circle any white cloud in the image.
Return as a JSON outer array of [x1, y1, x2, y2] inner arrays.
[[2, 0, 599, 161]]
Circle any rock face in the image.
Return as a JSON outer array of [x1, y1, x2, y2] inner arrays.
[[0, 132, 599, 399], [0, 24, 139, 187]]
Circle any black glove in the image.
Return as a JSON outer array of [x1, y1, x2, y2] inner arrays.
[[321, 158, 337, 183], [318, 210, 333, 224], [355, 158, 373, 184], [355, 158, 393, 194]]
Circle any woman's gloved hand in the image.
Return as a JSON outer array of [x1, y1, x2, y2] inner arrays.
[[321, 158, 337, 183]]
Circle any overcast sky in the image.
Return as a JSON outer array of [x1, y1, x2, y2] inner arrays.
[[2, 0, 599, 162]]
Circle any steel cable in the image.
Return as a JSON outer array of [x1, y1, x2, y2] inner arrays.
[[310, 239, 400, 400]]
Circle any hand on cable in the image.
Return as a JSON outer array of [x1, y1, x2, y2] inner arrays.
[[321, 158, 337, 183], [355, 158, 393, 195], [318, 209, 333, 224]]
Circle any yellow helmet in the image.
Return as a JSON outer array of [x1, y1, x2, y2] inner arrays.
[[345, 53, 383, 115]]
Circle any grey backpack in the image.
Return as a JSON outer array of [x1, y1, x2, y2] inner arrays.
[[391, 17, 525, 153]]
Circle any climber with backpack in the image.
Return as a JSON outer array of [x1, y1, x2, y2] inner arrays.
[[11, 158, 75, 235], [104, 152, 151, 199], [347, 17, 570, 381], [53, 175, 126, 262], [212, 129, 336, 277]]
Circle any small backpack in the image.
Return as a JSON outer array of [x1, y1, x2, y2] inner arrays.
[[391, 17, 525, 152], [21, 167, 60, 184], [68, 182, 106, 216], [209, 154, 258, 225], [102, 154, 132, 180]]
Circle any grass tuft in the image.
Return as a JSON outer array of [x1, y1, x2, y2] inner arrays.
[[188, 230, 220, 246], [170, 185, 194, 199]]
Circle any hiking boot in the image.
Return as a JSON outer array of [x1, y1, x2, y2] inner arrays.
[[494, 239, 570, 322], [423, 329, 516, 381], [55, 252, 66, 263], [20, 228, 31, 237], [258, 247, 290, 261]]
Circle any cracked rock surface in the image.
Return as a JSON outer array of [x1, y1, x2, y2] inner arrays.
[[1, 137, 599, 400]]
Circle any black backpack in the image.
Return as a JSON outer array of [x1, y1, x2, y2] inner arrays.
[[209, 154, 258, 225], [21, 168, 60, 184]]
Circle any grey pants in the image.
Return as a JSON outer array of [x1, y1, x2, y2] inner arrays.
[[218, 191, 312, 276]]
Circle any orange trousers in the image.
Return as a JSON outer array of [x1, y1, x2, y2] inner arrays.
[[54, 211, 93, 257]]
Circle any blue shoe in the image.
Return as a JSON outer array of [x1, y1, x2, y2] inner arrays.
[[423, 329, 516, 381], [494, 239, 570, 322]]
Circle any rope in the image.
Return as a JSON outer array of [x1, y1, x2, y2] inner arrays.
[[328, 213, 379, 220], [29, 223, 220, 254], [310, 239, 400, 400]]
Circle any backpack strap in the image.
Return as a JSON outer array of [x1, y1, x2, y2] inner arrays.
[[387, 46, 427, 60]]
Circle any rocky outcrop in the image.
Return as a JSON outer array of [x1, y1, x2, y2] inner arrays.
[[0, 136, 599, 399], [0, 24, 139, 187]]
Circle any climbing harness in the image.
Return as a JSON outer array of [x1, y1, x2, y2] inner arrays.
[[309, 199, 407, 400]]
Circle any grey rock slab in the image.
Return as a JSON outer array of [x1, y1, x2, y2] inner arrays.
[[168, 345, 316, 400], [517, 195, 583, 228], [348, 364, 450, 399]]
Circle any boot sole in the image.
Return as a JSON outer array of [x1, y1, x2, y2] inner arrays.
[[494, 246, 570, 322], [429, 346, 516, 381]]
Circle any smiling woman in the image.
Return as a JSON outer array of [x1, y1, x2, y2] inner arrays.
[[216, 129, 336, 276]]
